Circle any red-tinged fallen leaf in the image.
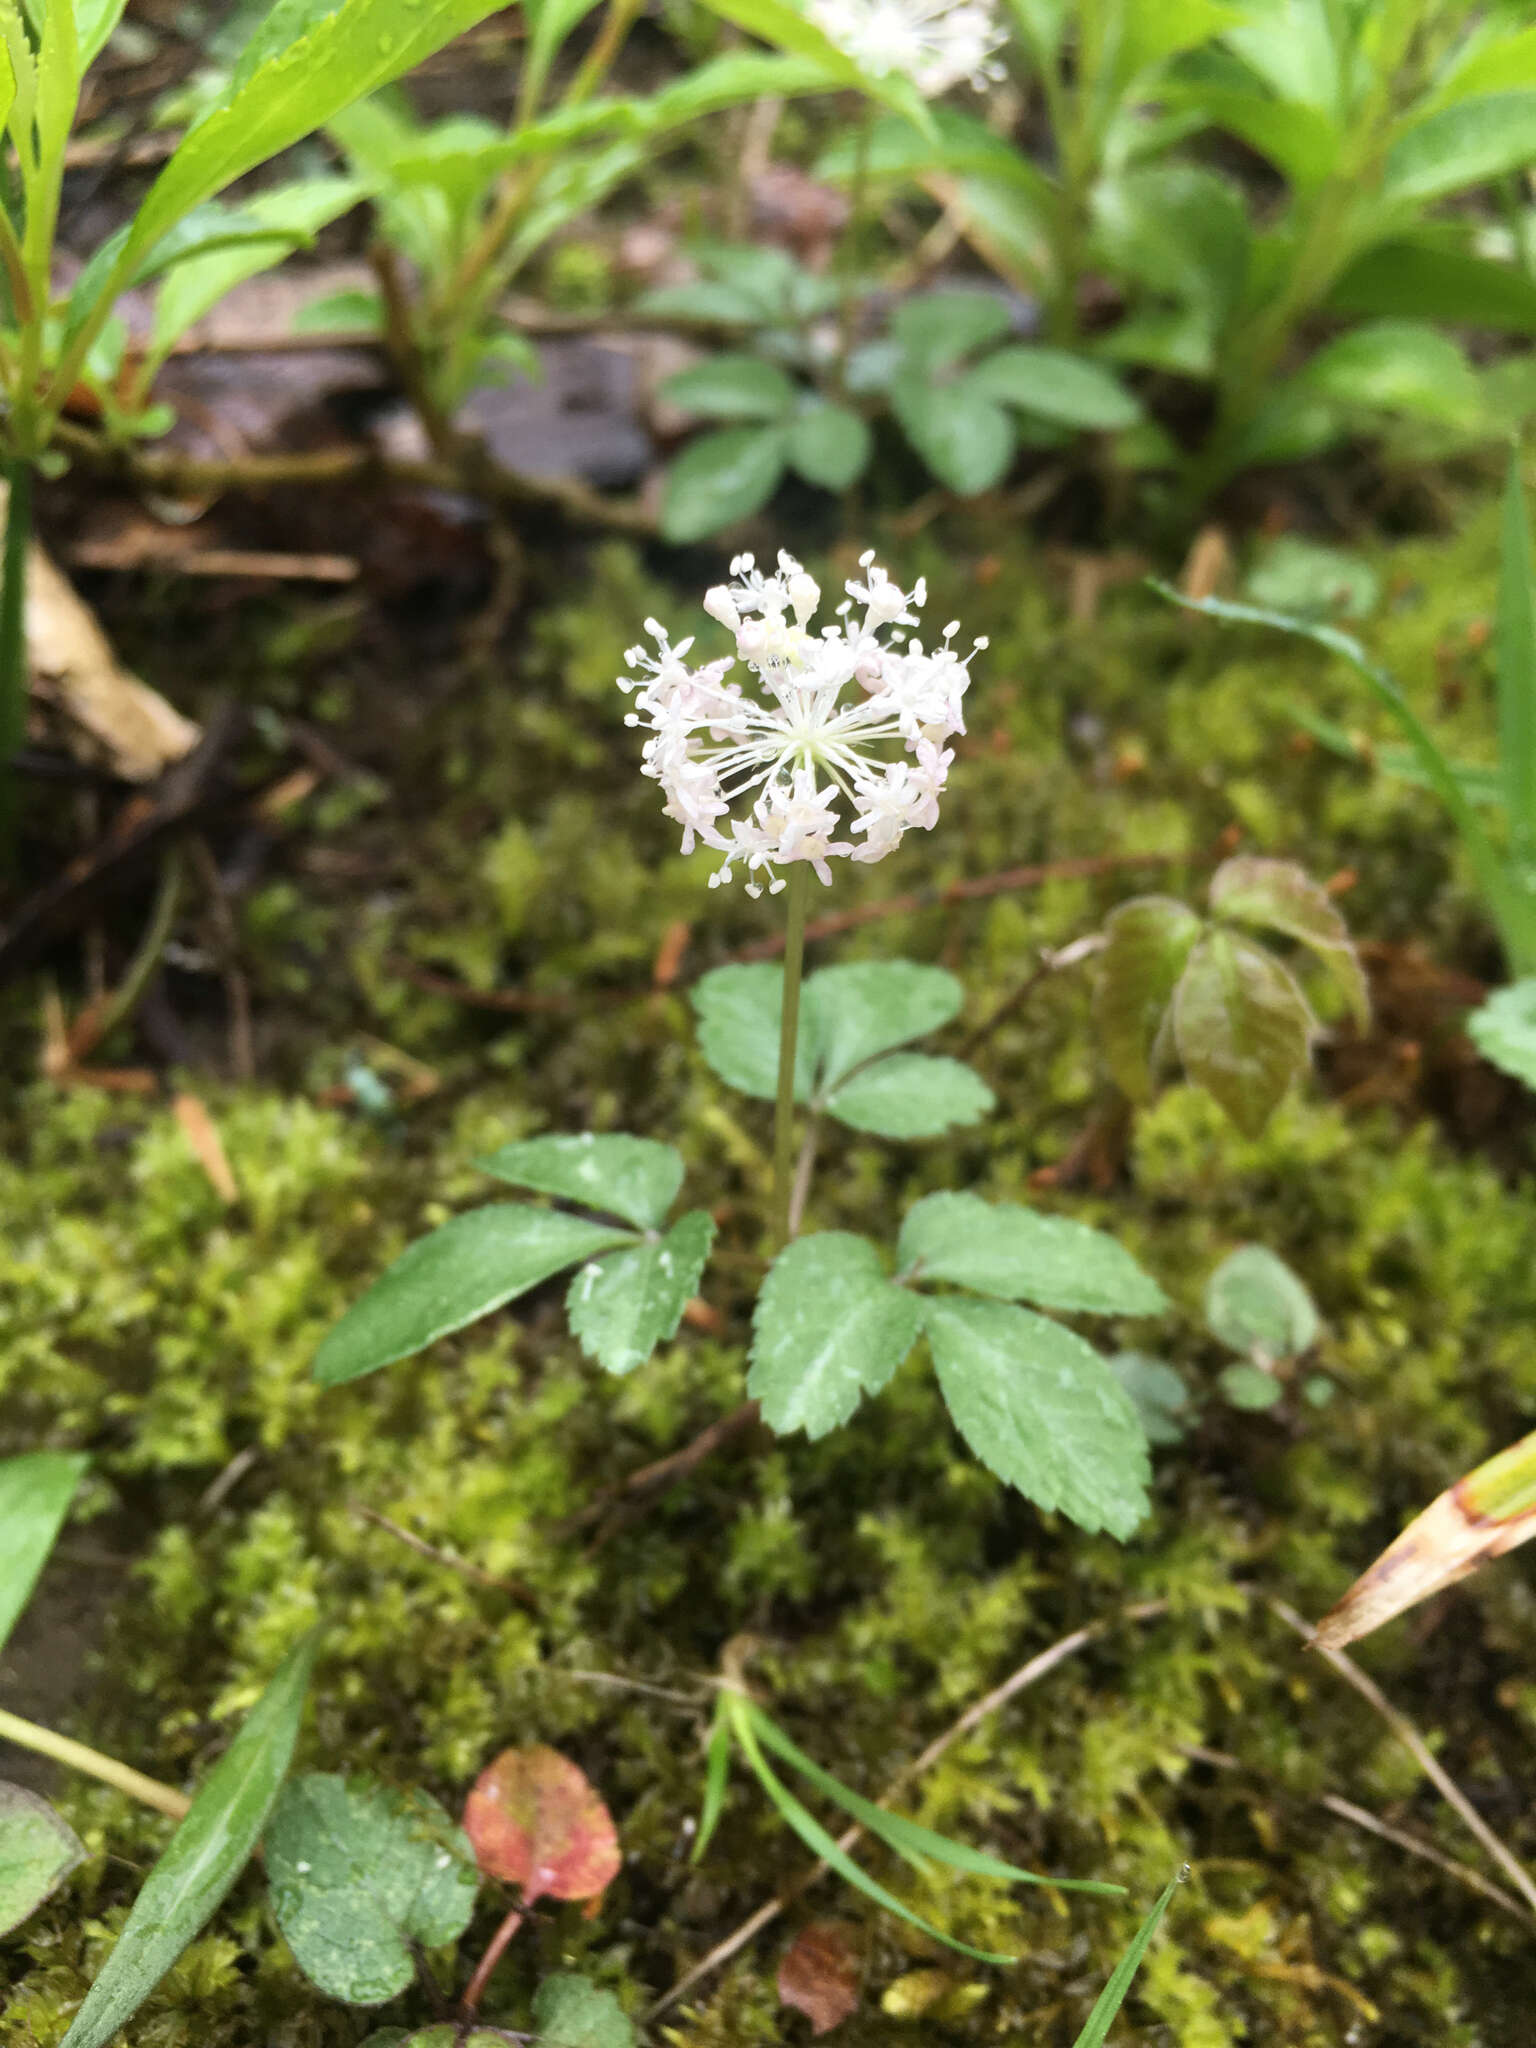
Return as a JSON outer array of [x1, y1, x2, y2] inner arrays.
[[463, 1746, 620, 1905], [778, 1920, 862, 2035], [1314, 1427, 1536, 1650]]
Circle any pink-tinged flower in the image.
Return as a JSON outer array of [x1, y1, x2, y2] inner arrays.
[[620, 550, 985, 896]]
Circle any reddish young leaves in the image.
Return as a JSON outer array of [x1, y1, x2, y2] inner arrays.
[[778, 1920, 862, 2035], [463, 1746, 620, 1906]]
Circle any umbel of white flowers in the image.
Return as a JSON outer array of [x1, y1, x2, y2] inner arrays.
[[619, 551, 986, 898], [809, 0, 1005, 96]]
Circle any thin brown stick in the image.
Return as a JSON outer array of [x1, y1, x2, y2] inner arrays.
[[388, 845, 1215, 1020], [53, 422, 654, 538], [351, 1503, 539, 1612], [1178, 1741, 1535, 1927], [958, 932, 1106, 1060], [565, 1401, 763, 1536], [646, 1600, 1168, 2022], [1269, 1597, 1536, 1918]]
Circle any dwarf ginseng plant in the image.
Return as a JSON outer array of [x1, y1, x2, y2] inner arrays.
[[317, 548, 1167, 1545]]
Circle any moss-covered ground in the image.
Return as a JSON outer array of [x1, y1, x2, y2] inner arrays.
[[6, 496, 1536, 2046]]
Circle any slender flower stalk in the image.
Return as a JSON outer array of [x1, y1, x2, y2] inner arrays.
[[0, 1706, 190, 1820], [771, 864, 811, 1251]]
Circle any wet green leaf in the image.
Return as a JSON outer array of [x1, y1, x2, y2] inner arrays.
[[313, 1207, 636, 1385], [1173, 929, 1312, 1135], [0, 1783, 85, 1937], [60, 1634, 316, 2048], [531, 1973, 636, 2048], [266, 1774, 478, 2006], [567, 1210, 715, 1375], [825, 1053, 994, 1137], [750, 1234, 922, 1438], [924, 1297, 1150, 1537], [1205, 1244, 1319, 1363], [898, 1192, 1166, 1316], [477, 1133, 684, 1230], [1094, 897, 1203, 1101]]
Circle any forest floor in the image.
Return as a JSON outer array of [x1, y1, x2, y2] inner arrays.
[[4, 478, 1536, 2047]]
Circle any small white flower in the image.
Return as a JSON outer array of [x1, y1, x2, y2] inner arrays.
[[620, 548, 985, 897], [808, 0, 1005, 96]]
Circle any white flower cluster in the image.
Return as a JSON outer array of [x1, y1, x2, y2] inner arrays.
[[619, 550, 985, 897], [809, 0, 1005, 97]]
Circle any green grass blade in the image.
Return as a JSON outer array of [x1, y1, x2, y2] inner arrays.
[[60, 1633, 318, 2048], [0, 1450, 88, 1656], [1156, 581, 1536, 973], [1498, 446, 1536, 868], [1070, 1873, 1181, 2048], [692, 1699, 734, 1864], [729, 1703, 1014, 1965], [743, 1702, 1122, 1896]]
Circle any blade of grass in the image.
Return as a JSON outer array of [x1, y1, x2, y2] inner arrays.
[[1498, 446, 1536, 871], [1070, 1872, 1181, 2048], [743, 1700, 1122, 1896], [1155, 582, 1536, 972], [692, 1698, 734, 1864], [728, 1700, 1015, 1965]]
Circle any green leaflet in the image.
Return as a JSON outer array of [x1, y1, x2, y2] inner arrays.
[[477, 1132, 684, 1230], [313, 1207, 636, 1385], [567, 1210, 715, 1375], [923, 1297, 1151, 1539], [749, 1233, 922, 1438], [60, 1635, 318, 2048], [897, 1191, 1166, 1316], [0, 1782, 85, 1937]]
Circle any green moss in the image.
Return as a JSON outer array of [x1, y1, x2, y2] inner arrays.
[[5, 506, 1536, 2045]]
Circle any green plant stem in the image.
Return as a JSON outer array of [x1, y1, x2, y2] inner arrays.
[[835, 106, 874, 381], [0, 1706, 191, 1820], [770, 863, 811, 1253], [0, 455, 32, 855]]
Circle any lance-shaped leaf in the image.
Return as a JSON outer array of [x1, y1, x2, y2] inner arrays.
[[477, 1133, 684, 1230], [567, 1210, 715, 1375], [0, 1450, 88, 1655], [1208, 856, 1368, 1026], [1070, 1874, 1180, 2048], [266, 1774, 479, 2006], [60, 1634, 316, 2048], [1498, 445, 1536, 870], [750, 1233, 922, 1438], [823, 1053, 994, 1138], [923, 1297, 1150, 1538], [313, 1207, 636, 1386], [463, 1746, 620, 1905], [1173, 929, 1312, 1136], [897, 1192, 1166, 1317], [1314, 1429, 1536, 1651], [0, 1783, 85, 1936], [1095, 898, 1203, 1100]]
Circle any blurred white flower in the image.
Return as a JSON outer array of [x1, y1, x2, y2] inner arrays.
[[619, 550, 985, 897], [809, 0, 1005, 96]]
